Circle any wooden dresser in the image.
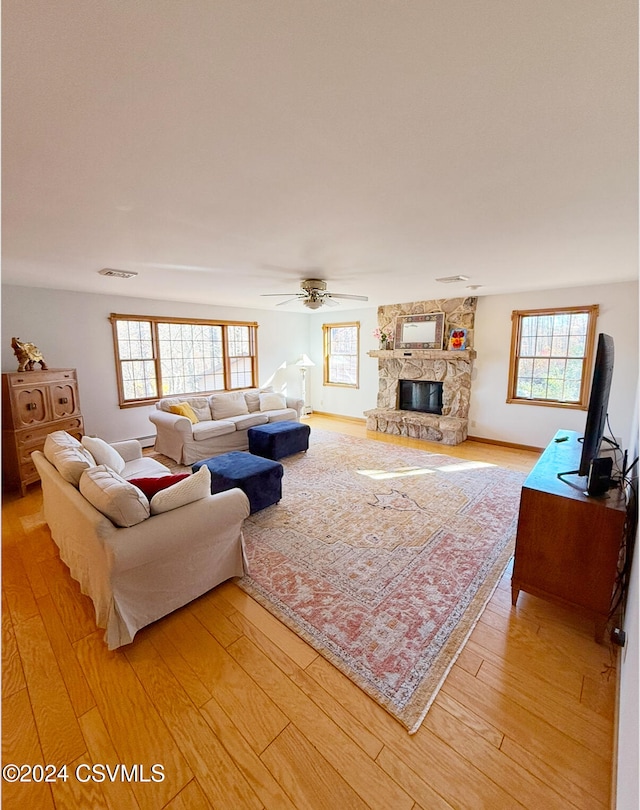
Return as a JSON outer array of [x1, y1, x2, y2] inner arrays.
[[2, 368, 84, 496], [511, 429, 627, 642]]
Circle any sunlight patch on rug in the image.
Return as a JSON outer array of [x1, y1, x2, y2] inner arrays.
[[237, 429, 525, 733]]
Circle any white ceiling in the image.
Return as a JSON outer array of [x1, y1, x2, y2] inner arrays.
[[2, 0, 637, 313]]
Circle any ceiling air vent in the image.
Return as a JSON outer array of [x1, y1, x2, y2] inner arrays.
[[435, 275, 469, 284], [98, 268, 138, 279]]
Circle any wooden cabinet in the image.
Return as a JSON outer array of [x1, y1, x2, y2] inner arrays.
[[512, 430, 627, 642], [2, 369, 84, 496]]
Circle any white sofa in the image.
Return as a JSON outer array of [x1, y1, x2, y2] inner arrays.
[[32, 431, 250, 649], [149, 388, 304, 465]]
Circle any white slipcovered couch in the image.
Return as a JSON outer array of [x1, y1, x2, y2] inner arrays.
[[32, 431, 250, 649], [149, 388, 304, 465]]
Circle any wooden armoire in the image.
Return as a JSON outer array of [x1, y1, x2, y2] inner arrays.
[[2, 368, 84, 496]]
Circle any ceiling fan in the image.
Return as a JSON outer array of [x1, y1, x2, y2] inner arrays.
[[261, 279, 368, 310]]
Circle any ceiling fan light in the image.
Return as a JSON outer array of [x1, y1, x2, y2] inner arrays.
[[303, 299, 323, 310]]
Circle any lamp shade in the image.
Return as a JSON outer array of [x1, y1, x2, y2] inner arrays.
[[296, 354, 315, 368]]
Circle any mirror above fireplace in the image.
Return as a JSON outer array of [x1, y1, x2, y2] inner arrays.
[[395, 313, 445, 349]]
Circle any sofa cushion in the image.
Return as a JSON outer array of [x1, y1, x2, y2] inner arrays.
[[228, 413, 269, 431], [150, 464, 211, 515], [121, 456, 172, 479], [81, 436, 126, 475], [244, 386, 274, 413], [192, 420, 237, 441], [80, 465, 150, 527], [209, 391, 249, 420], [266, 408, 300, 423], [129, 474, 190, 499], [259, 391, 287, 411], [168, 402, 199, 424], [44, 431, 96, 486]]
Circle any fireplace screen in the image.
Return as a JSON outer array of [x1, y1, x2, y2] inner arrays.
[[398, 380, 443, 414]]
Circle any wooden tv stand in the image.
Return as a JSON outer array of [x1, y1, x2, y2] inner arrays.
[[511, 429, 627, 642]]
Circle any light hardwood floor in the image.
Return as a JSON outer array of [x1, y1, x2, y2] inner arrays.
[[2, 415, 617, 809]]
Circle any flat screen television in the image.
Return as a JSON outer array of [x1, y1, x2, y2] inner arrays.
[[578, 333, 615, 477], [557, 333, 616, 495]]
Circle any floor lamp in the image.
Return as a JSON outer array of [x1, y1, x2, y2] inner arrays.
[[296, 354, 315, 415]]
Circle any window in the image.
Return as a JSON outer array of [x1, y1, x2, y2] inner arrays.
[[110, 314, 258, 406], [507, 305, 599, 408], [323, 322, 360, 387]]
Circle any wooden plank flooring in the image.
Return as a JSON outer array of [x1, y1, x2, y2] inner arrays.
[[1, 415, 617, 809]]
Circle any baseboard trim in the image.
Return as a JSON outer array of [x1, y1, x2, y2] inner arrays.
[[309, 413, 543, 453], [310, 411, 367, 424], [466, 434, 543, 454]]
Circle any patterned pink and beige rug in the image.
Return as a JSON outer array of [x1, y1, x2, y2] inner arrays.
[[237, 429, 525, 733]]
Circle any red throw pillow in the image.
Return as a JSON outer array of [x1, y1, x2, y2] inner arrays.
[[129, 474, 190, 499]]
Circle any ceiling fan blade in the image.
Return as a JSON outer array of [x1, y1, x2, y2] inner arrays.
[[260, 292, 300, 297], [275, 297, 301, 306], [322, 296, 339, 307], [325, 293, 369, 301]]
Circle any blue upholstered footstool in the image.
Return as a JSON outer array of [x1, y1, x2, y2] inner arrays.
[[192, 451, 283, 513], [247, 420, 311, 460]]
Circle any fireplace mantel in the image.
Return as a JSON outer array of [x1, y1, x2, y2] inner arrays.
[[368, 349, 476, 360]]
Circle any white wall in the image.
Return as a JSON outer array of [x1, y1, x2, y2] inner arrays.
[[3, 280, 637, 450], [615, 386, 639, 810], [470, 281, 638, 450], [305, 305, 380, 419], [1, 285, 311, 443]]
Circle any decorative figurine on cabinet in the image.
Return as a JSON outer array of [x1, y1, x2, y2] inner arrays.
[[11, 337, 49, 372]]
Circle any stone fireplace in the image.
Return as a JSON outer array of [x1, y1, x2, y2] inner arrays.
[[364, 297, 476, 446]]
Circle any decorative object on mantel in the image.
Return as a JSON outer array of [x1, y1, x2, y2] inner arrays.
[[10, 337, 49, 372], [373, 327, 392, 350], [395, 313, 445, 350], [447, 327, 467, 351], [237, 428, 525, 733]]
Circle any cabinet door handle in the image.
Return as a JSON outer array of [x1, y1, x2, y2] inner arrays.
[[26, 402, 37, 410], [59, 397, 69, 404]]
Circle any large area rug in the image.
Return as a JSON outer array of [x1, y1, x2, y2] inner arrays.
[[233, 429, 526, 733]]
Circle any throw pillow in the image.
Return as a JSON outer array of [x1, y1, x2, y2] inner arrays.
[[259, 391, 287, 411], [80, 465, 150, 527], [244, 386, 274, 413], [81, 435, 126, 475], [168, 402, 199, 424], [209, 391, 249, 420], [43, 431, 96, 486], [129, 474, 190, 499], [149, 464, 211, 515]]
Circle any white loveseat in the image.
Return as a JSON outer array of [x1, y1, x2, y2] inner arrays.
[[32, 431, 250, 649], [149, 388, 304, 465]]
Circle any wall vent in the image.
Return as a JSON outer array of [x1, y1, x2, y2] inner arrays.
[[435, 274, 469, 284], [98, 268, 138, 279]]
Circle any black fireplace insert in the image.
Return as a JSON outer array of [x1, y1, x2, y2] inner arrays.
[[398, 379, 443, 415]]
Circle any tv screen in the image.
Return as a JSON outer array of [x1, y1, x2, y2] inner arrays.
[[578, 333, 615, 477]]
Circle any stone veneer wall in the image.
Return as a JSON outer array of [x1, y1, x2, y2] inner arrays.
[[377, 296, 477, 351], [365, 297, 477, 446]]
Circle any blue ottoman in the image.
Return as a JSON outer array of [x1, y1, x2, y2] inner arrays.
[[248, 420, 311, 460], [192, 451, 283, 513]]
